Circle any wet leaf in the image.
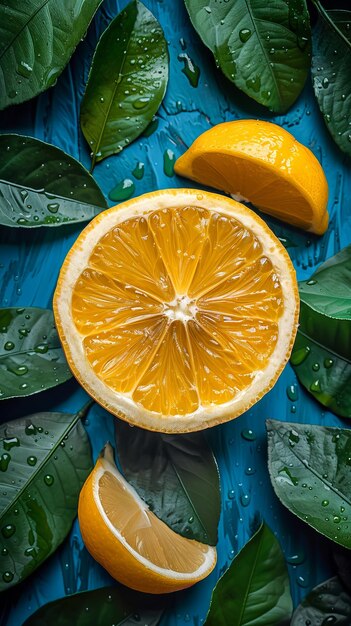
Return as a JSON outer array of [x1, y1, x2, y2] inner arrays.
[[184, 0, 311, 113], [23, 584, 167, 625], [291, 246, 351, 418], [267, 419, 351, 550], [0, 135, 107, 227], [204, 523, 292, 625], [115, 420, 220, 545], [312, 8, 351, 157], [80, 0, 168, 168], [0, 307, 72, 399], [291, 576, 351, 625], [0, 0, 104, 111], [0, 403, 93, 591]]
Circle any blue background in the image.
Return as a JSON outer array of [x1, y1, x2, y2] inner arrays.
[[0, 0, 350, 623]]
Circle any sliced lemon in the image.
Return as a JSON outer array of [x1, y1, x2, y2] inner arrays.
[[175, 120, 328, 235], [54, 189, 299, 432], [78, 443, 217, 593]]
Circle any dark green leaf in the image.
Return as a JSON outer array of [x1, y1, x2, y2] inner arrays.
[[312, 9, 351, 157], [0, 403, 93, 591], [267, 419, 351, 550], [115, 421, 220, 545], [184, 0, 311, 113], [204, 523, 292, 625], [0, 135, 107, 227], [80, 0, 168, 168], [333, 545, 351, 593], [291, 246, 351, 418], [291, 576, 351, 625], [23, 585, 167, 626], [0, 307, 72, 399], [0, 0, 103, 111]]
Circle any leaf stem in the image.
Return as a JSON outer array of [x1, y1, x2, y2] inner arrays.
[[76, 398, 95, 422], [311, 0, 351, 50], [89, 154, 96, 174]]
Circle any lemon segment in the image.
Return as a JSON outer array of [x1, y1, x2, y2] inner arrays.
[[174, 120, 329, 235], [78, 444, 217, 594]]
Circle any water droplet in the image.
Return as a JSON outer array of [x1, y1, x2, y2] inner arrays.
[[310, 379, 322, 393], [312, 362, 320, 371], [333, 515, 341, 523], [245, 466, 256, 475], [188, 516, 194, 523], [8, 364, 28, 377], [0, 453, 11, 472], [25, 423, 37, 436], [24, 547, 37, 558], [2, 524, 16, 538], [4, 341, 15, 351], [239, 28, 252, 42], [44, 474, 54, 486], [47, 203, 59, 214], [3, 437, 20, 451], [286, 384, 298, 401], [296, 575, 309, 587], [241, 429, 256, 441], [19, 328, 29, 337], [1, 548, 8, 556], [132, 161, 145, 180], [324, 358, 334, 369], [204, 5, 211, 13], [322, 77, 329, 88], [286, 551, 305, 565], [16, 61, 33, 78], [245, 75, 261, 93], [34, 343, 48, 354], [109, 178, 135, 202], [178, 53, 200, 87], [8, 90, 18, 99], [163, 149, 176, 177], [27, 456, 37, 467], [291, 346, 310, 365], [322, 617, 337, 626], [99, 96, 105, 103], [240, 494, 251, 507], [133, 96, 151, 109], [321, 499, 329, 507], [2, 571, 14, 583], [278, 466, 299, 486], [289, 429, 300, 446]]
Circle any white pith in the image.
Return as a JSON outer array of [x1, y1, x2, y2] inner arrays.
[[93, 451, 217, 580], [55, 189, 298, 432]]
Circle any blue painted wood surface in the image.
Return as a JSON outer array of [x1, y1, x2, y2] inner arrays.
[[0, 1, 350, 624]]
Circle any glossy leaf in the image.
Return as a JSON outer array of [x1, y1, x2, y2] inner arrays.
[[115, 420, 220, 545], [80, 0, 168, 168], [0, 135, 107, 227], [184, 0, 311, 113], [0, 404, 93, 591], [267, 419, 351, 550], [291, 576, 351, 625], [291, 246, 351, 418], [0, 0, 103, 111], [204, 523, 292, 625], [0, 307, 72, 400], [23, 585, 167, 626], [312, 9, 351, 157]]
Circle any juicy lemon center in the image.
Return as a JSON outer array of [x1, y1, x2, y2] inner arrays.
[[71, 205, 284, 415]]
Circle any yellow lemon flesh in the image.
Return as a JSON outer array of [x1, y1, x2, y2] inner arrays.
[[54, 189, 299, 432], [78, 443, 217, 593], [175, 120, 328, 235]]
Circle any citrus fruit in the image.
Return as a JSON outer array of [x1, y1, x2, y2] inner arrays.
[[78, 443, 217, 593], [174, 120, 329, 235], [54, 188, 299, 432]]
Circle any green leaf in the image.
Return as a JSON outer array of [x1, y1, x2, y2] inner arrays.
[[80, 0, 168, 169], [0, 403, 93, 591], [115, 421, 220, 545], [312, 8, 351, 157], [23, 585, 166, 626], [183, 0, 311, 113], [0, 135, 107, 227], [204, 523, 292, 625], [0, 0, 104, 111], [267, 419, 351, 550], [0, 307, 72, 400], [291, 576, 351, 625], [291, 246, 351, 418]]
